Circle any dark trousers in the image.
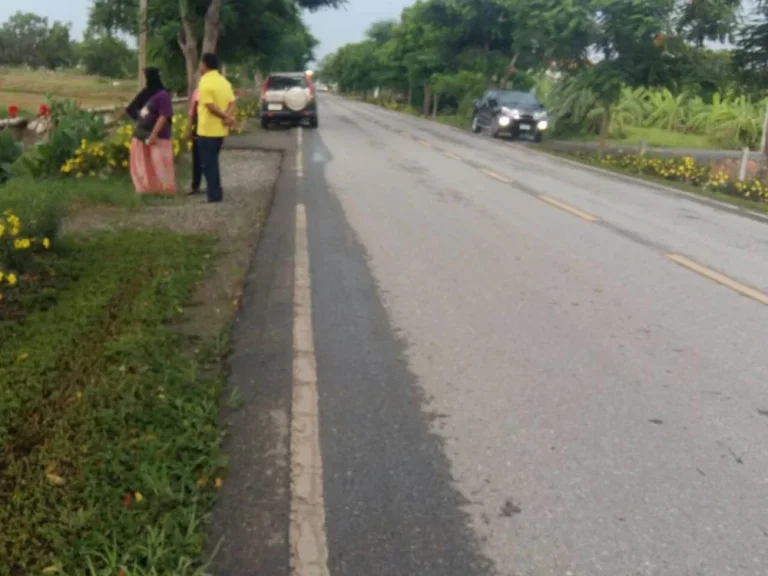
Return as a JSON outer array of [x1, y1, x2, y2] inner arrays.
[[191, 138, 202, 191], [198, 136, 224, 202]]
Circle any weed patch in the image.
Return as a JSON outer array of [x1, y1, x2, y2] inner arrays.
[[0, 230, 224, 576]]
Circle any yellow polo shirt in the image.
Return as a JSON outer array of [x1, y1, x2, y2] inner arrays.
[[197, 70, 235, 137]]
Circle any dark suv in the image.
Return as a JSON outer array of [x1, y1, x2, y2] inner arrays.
[[471, 90, 548, 141], [260, 72, 318, 129]]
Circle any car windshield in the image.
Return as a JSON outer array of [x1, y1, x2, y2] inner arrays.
[[268, 76, 307, 90], [497, 91, 540, 108]]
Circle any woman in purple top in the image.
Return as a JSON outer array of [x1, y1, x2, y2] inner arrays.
[[125, 68, 176, 194]]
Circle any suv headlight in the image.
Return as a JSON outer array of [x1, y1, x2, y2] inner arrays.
[[498, 116, 511, 127]]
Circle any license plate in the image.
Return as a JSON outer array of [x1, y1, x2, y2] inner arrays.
[[268, 104, 283, 111], [519, 124, 531, 131]]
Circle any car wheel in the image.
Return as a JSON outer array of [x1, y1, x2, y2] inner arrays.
[[260, 118, 269, 130], [471, 115, 481, 133], [309, 116, 319, 129], [534, 132, 543, 143], [489, 120, 501, 139]]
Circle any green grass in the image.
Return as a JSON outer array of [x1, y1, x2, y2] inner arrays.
[[0, 176, 141, 211], [549, 126, 717, 149], [0, 230, 224, 576], [617, 126, 715, 149]]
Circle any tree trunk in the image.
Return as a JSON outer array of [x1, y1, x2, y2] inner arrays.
[[178, 0, 199, 97], [432, 92, 439, 118], [407, 81, 413, 109], [201, 0, 223, 56], [423, 84, 431, 116], [499, 52, 519, 89], [599, 105, 611, 154], [138, 0, 148, 89]]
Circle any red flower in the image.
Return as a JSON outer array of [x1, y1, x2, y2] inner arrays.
[[37, 103, 50, 117], [7, 105, 19, 119]]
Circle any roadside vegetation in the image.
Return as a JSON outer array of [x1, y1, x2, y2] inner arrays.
[[319, 0, 768, 209], [0, 0, 339, 572]]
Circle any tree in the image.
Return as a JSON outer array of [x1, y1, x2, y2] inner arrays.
[[80, 33, 136, 78], [88, 0, 343, 95], [0, 12, 77, 69], [677, 0, 741, 47], [0, 12, 53, 67], [39, 22, 74, 70]]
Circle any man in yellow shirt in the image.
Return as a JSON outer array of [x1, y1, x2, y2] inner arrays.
[[196, 53, 236, 203]]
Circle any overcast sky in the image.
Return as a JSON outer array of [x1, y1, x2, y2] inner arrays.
[[0, 0, 413, 60]]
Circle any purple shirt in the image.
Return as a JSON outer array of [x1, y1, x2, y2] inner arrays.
[[141, 90, 173, 139]]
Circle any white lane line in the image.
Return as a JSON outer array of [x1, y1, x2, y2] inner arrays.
[[297, 127, 304, 178], [418, 139, 433, 148], [667, 254, 768, 306], [444, 151, 462, 161], [290, 204, 330, 576]]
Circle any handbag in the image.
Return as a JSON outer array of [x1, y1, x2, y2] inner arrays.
[[132, 117, 154, 141], [132, 104, 155, 141]]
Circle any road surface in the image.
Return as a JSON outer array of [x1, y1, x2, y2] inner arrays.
[[212, 95, 768, 576]]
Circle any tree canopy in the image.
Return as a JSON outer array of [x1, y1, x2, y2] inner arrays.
[[320, 0, 765, 142]]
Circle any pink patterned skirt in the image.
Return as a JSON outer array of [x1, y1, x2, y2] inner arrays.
[[129, 138, 177, 194]]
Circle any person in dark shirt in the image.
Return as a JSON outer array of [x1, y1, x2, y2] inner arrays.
[[125, 67, 176, 194]]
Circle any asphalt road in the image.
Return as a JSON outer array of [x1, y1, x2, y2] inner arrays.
[[214, 95, 768, 576]]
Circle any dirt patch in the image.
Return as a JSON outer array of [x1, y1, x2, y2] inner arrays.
[[62, 149, 282, 338]]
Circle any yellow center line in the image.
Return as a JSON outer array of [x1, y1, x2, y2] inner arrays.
[[444, 151, 462, 161], [418, 139, 433, 148], [481, 168, 510, 183], [667, 254, 768, 306], [539, 196, 599, 222]]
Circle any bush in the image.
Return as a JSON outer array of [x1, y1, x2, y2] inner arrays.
[[0, 131, 22, 184], [236, 95, 261, 121], [61, 113, 191, 178], [14, 99, 108, 179], [0, 208, 55, 303]]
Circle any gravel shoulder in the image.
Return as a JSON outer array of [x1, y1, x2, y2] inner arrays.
[[63, 149, 281, 338]]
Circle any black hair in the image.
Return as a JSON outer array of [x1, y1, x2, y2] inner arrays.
[[125, 67, 167, 120], [202, 53, 219, 71], [144, 67, 165, 92]]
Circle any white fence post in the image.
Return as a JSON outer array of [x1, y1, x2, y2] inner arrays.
[[739, 147, 750, 181], [760, 101, 768, 158]]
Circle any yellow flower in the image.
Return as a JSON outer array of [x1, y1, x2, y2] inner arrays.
[[7, 273, 17, 286], [43, 237, 50, 249], [13, 238, 31, 250]]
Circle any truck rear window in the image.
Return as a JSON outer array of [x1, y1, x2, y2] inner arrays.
[[267, 76, 306, 90]]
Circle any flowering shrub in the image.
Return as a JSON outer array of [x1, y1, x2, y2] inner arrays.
[[236, 96, 261, 122], [578, 152, 768, 204], [0, 209, 51, 302], [61, 113, 191, 178]]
